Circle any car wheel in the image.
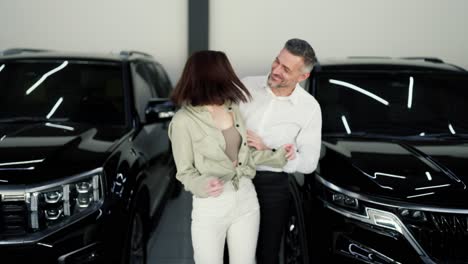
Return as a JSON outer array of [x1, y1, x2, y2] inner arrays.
[[284, 213, 303, 264], [128, 210, 147, 264], [283, 182, 309, 264]]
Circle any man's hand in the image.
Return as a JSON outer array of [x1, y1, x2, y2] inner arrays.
[[206, 178, 224, 197], [247, 130, 269, 151], [283, 144, 296, 160]]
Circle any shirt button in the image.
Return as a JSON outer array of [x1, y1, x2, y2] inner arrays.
[[272, 148, 276, 152], [238, 162, 242, 165], [228, 107, 232, 110], [235, 124, 239, 127], [244, 142, 247, 146]]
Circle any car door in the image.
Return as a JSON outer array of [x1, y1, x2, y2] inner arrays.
[[130, 60, 174, 218]]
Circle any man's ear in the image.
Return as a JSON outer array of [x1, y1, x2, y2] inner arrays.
[[297, 72, 310, 83]]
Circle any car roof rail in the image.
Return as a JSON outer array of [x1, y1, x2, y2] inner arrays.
[[400, 57, 444, 63], [2, 48, 51, 56], [119, 50, 153, 58]]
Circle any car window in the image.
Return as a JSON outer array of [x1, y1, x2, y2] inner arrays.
[[132, 62, 155, 122], [0, 60, 125, 125], [316, 73, 468, 136], [151, 63, 172, 98]]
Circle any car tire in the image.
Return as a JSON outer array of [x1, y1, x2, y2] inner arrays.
[[282, 182, 309, 264], [124, 198, 149, 264], [283, 208, 306, 264], [128, 210, 146, 264]]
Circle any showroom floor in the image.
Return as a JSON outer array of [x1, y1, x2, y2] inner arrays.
[[147, 189, 195, 264]]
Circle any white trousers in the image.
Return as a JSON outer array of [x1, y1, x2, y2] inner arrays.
[[191, 177, 260, 264]]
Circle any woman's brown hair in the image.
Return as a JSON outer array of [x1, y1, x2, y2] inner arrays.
[[171, 50, 251, 106]]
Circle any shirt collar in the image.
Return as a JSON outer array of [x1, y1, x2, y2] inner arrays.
[[187, 101, 234, 113], [263, 77, 301, 105]]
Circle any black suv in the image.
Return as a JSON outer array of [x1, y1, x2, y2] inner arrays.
[[0, 49, 176, 263], [285, 57, 468, 264]]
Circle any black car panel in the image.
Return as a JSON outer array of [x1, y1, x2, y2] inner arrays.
[[290, 57, 468, 264], [0, 49, 176, 263]]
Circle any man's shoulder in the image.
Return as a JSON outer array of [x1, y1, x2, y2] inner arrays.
[[297, 88, 321, 110]]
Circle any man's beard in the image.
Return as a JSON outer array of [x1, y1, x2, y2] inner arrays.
[[267, 74, 287, 89]]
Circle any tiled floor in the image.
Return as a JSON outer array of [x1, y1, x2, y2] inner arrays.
[[147, 189, 195, 264]]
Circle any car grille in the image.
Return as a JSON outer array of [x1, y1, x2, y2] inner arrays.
[[0, 200, 28, 237], [405, 211, 468, 263]]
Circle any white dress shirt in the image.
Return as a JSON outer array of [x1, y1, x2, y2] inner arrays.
[[239, 75, 322, 174]]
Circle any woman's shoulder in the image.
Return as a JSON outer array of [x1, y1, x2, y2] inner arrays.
[[169, 108, 190, 128], [172, 107, 190, 121]]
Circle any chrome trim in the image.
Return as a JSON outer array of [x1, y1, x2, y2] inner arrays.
[[1, 192, 25, 202], [0, 202, 102, 245], [348, 243, 401, 264], [0, 168, 103, 193], [316, 174, 468, 214], [63, 185, 70, 216], [324, 201, 435, 263], [0, 168, 105, 245], [316, 174, 468, 264]]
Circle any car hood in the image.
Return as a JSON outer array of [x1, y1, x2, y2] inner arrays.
[[0, 122, 129, 184], [320, 137, 468, 207]]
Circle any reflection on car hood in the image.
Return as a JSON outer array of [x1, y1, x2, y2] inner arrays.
[[0, 122, 129, 184], [320, 137, 468, 207]]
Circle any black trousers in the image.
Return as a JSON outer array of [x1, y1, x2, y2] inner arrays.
[[253, 171, 291, 264]]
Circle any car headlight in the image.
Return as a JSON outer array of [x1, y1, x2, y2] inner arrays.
[[26, 168, 104, 231], [398, 208, 427, 222], [321, 182, 406, 234], [316, 174, 429, 257], [331, 191, 359, 210], [321, 185, 364, 215]]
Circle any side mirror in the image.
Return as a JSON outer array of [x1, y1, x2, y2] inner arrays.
[[145, 98, 176, 123]]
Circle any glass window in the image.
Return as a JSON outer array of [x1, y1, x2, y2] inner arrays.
[[132, 62, 155, 122], [149, 63, 172, 98], [0, 60, 125, 125], [316, 73, 468, 137]]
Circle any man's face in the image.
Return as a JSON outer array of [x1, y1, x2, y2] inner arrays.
[[267, 48, 310, 89]]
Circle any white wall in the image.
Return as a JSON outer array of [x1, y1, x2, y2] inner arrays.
[[210, 0, 468, 78], [2, 1, 467, 82], [0, 0, 187, 83]]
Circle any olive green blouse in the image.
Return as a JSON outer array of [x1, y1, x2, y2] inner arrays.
[[168, 102, 287, 198]]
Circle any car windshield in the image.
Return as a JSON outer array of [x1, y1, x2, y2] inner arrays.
[[0, 60, 125, 125], [316, 72, 468, 138]]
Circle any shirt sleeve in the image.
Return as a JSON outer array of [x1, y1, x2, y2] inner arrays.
[[168, 116, 211, 198], [250, 147, 288, 168], [282, 105, 322, 174]]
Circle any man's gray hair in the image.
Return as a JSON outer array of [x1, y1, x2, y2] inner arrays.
[[284, 38, 317, 73]]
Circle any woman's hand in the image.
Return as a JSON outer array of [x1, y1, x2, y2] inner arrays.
[[206, 178, 224, 197], [247, 130, 269, 150], [283, 144, 296, 160]]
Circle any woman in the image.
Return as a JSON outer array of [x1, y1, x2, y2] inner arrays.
[[168, 50, 295, 264]]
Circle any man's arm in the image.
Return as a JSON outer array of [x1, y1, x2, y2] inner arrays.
[[283, 106, 322, 174]]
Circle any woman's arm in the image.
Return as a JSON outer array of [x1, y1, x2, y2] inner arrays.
[[169, 116, 213, 198]]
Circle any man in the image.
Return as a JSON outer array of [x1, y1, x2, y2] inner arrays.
[[239, 38, 322, 264]]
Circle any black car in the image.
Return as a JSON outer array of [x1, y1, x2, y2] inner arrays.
[[0, 49, 176, 263], [284, 57, 468, 264]]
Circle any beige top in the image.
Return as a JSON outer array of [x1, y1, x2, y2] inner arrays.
[[168, 102, 288, 198], [221, 126, 241, 163]]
